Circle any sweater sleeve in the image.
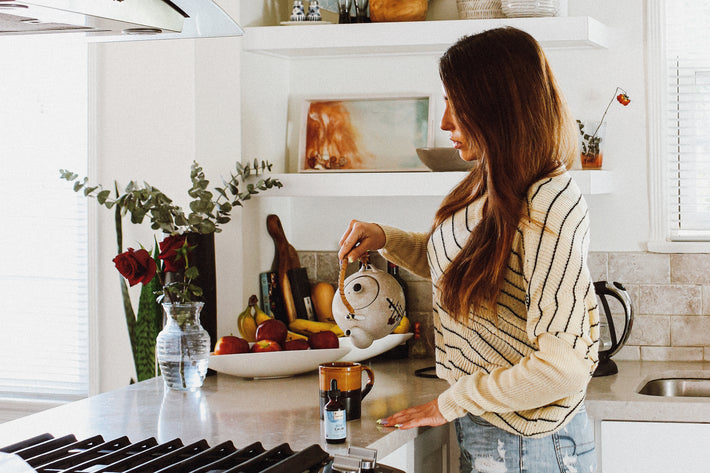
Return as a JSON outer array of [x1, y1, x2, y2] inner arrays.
[[377, 224, 431, 280], [437, 177, 598, 422]]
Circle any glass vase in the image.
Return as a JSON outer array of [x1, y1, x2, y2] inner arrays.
[[156, 302, 211, 391], [578, 119, 606, 170]]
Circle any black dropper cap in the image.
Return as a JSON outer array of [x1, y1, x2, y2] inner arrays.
[[328, 379, 340, 401]]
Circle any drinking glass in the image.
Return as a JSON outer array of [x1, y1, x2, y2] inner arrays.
[[337, 0, 352, 23], [354, 0, 369, 22]]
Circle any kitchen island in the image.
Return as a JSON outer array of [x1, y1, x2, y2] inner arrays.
[[0, 357, 451, 469]]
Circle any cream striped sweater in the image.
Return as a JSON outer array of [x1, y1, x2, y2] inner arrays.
[[380, 171, 600, 438]]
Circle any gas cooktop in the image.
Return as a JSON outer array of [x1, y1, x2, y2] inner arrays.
[[1, 433, 403, 473]]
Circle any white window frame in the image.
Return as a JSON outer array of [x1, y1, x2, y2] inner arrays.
[[647, 0, 710, 253]]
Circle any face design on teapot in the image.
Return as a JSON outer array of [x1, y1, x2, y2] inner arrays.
[[332, 265, 405, 349]]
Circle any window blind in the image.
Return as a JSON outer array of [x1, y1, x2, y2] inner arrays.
[[664, 1, 710, 241], [0, 36, 89, 401]]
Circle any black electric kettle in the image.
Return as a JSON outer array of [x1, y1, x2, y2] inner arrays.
[[592, 281, 634, 377]]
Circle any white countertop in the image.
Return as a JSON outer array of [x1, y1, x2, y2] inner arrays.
[[0, 358, 447, 458], [586, 360, 710, 423]]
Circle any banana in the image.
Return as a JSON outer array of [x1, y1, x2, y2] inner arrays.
[[285, 330, 308, 342], [237, 303, 257, 342], [392, 316, 411, 334], [288, 319, 344, 338], [254, 304, 272, 326], [238, 295, 273, 342]]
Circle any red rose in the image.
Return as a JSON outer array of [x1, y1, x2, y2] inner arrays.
[[113, 248, 157, 287], [159, 235, 188, 273]]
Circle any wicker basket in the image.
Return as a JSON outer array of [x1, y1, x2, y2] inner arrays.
[[456, 0, 503, 19]]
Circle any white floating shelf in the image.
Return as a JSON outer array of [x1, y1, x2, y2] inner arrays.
[[244, 16, 609, 58], [266, 170, 612, 197]]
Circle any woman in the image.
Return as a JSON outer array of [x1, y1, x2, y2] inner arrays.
[[338, 28, 599, 472]]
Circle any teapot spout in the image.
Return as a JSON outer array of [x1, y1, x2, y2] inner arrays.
[[347, 326, 374, 349]]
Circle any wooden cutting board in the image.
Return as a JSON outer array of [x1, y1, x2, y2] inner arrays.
[[266, 214, 300, 322]]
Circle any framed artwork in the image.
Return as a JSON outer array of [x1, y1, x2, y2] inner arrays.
[[298, 95, 434, 172]]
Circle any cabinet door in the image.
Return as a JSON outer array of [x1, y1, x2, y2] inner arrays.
[[601, 421, 710, 473], [380, 423, 456, 473]]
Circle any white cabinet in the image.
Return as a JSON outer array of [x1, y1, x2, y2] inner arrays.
[[380, 423, 459, 473], [601, 421, 710, 473]]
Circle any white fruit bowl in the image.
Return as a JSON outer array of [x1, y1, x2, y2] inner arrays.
[[208, 346, 351, 379], [337, 333, 413, 363]]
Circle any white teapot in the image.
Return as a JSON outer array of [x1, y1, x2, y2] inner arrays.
[[332, 263, 405, 349]]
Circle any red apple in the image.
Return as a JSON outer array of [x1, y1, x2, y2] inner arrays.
[[251, 339, 282, 353], [214, 335, 249, 355], [283, 339, 310, 351], [308, 331, 339, 349], [255, 319, 288, 345]]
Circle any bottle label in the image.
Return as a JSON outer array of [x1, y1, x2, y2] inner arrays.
[[324, 409, 347, 440]]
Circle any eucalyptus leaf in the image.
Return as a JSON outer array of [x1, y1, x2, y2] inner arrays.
[[198, 221, 216, 234]]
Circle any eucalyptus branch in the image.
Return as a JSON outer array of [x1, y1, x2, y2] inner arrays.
[[59, 159, 282, 236]]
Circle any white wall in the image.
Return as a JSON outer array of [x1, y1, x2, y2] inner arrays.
[[91, 33, 243, 391], [88, 0, 649, 390]]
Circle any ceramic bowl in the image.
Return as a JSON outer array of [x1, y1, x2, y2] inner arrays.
[[208, 346, 351, 379], [337, 333, 413, 363], [415, 147, 476, 172]]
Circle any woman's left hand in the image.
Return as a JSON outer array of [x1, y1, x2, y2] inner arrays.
[[377, 399, 447, 430]]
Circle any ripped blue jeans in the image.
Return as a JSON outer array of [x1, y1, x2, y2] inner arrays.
[[454, 405, 596, 473]]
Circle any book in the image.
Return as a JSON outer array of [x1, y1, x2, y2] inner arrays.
[[259, 271, 289, 325]]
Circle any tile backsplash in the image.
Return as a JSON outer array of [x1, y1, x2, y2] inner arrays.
[[300, 251, 710, 362]]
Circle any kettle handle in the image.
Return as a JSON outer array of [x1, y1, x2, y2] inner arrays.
[[593, 281, 634, 358]]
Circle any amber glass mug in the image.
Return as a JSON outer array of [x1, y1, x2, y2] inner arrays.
[[319, 362, 374, 420]]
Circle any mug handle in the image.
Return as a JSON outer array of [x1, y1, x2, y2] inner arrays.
[[360, 365, 375, 400]]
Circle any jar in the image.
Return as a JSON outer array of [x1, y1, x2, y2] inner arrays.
[[369, 0, 427, 22]]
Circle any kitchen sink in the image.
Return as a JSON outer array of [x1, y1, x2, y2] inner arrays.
[[637, 377, 710, 397]]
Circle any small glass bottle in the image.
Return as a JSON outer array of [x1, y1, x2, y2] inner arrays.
[[324, 379, 347, 444], [409, 322, 427, 359]]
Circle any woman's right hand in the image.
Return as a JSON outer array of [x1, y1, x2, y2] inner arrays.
[[338, 220, 386, 263]]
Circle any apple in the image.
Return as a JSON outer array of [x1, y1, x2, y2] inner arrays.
[[214, 335, 249, 355], [255, 319, 288, 345], [251, 339, 282, 353], [283, 339, 310, 351], [308, 330, 339, 349]]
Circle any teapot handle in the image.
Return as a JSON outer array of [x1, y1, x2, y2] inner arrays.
[[593, 281, 634, 358]]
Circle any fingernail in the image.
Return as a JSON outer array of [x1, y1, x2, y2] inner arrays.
[[394, 424, 402, 429], [376, 419, 386, 425], [347, 255, 354, 263]]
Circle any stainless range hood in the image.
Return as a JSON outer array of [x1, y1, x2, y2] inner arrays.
[[0, 0, 244, 41]]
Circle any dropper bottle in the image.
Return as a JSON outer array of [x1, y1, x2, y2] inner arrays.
[[324, 379, 347, 444]]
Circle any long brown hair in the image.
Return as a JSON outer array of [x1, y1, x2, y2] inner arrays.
[[433, 27, 577, 321]]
